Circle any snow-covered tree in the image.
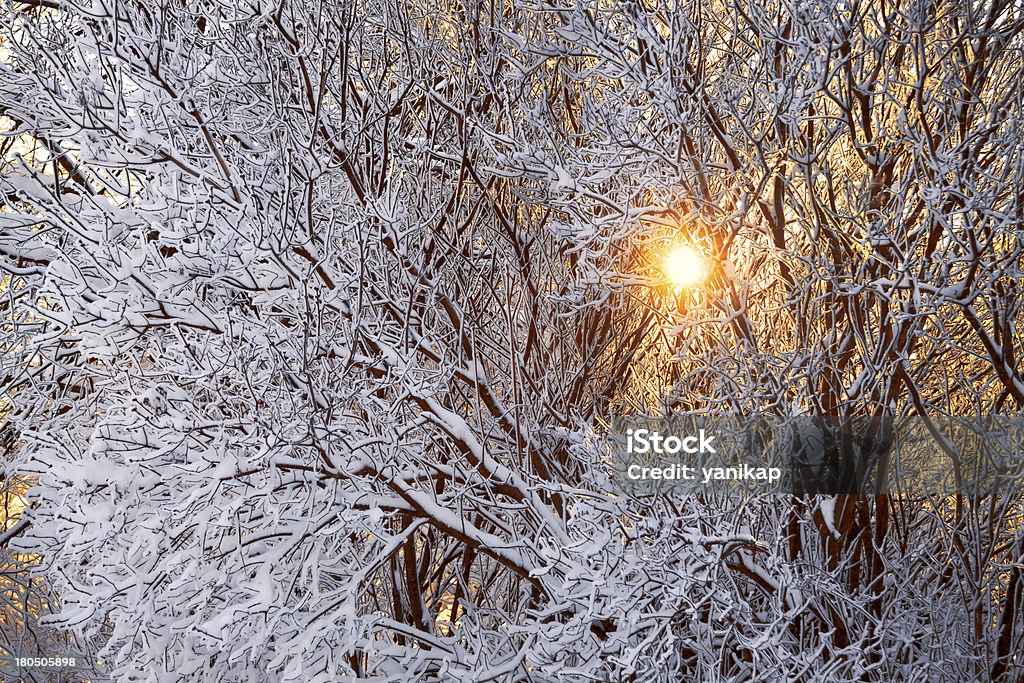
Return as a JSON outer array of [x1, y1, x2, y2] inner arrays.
[[1, 0, 1023, 680]]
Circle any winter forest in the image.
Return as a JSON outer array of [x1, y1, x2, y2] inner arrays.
[[1, 0, 1024, 680]]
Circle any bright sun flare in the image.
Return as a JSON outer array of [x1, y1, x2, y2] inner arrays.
[[663, 244, 707, 288]]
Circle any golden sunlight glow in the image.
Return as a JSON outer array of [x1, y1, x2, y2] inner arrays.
[[663, 244, 707, 289]]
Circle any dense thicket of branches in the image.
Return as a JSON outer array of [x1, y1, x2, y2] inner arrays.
[[1, 0, 1023, 680]]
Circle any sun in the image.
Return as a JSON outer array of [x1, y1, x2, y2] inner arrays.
[[663, 244, 708, 289]]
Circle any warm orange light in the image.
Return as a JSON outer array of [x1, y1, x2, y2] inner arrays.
[[663, 245, 707, 289]]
